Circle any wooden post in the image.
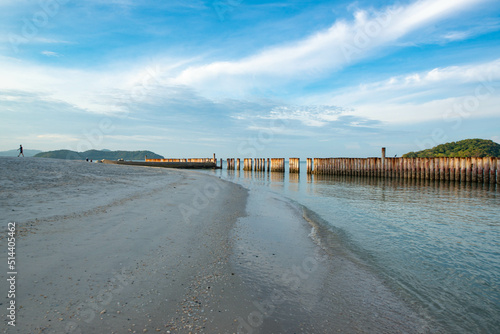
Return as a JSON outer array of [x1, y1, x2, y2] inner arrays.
[[381, 147, 386, 174], [307, 158, 312, 174], [449, 158, 455, 182], [483, 157, 490, 184], [465, 158, 471, 183], [471, 157, 477, 183], [496, 158, 500, 185], [489, 157, 496, 184], [461, 158, 466, 183], [439, 157, 445, 181], [477, 157, 483, 184], [415, 158, 421, 180], [289, 158, 300, 173], [428, 158, 434, 181]]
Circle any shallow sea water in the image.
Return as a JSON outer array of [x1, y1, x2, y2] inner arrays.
[[208, 163, 500, 334]]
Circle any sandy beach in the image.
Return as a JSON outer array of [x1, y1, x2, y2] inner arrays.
[[1, 157, 436, 333]]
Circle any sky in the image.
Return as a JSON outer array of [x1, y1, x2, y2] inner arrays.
[[1, 0, 499, 159]]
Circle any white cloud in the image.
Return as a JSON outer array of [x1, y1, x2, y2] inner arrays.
[[41, 50, 60, 57], [350, 94, 500, 125], [298, 58, 500, 125], [0, 0, 494, 125], [171, 0, 486, 96], [259, 105, 348, 127], [36, 134, 79, 142]]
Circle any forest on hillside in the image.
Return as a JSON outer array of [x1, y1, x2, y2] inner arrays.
[[35, 150, 164, 160], [403, 139, 500, 158]]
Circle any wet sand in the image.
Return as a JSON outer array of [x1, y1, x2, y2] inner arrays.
[[0, 157, 436, 333]]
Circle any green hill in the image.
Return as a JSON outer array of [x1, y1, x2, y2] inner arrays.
[[35, 149, 164, 160], [403, 139, 500, 158]]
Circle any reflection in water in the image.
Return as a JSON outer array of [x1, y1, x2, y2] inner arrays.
[[209, 163, 500, 333]]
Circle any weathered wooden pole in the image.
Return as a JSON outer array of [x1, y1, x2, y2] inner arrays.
[[483, 157, 490, 184], [428, 158, 434, 181], [465, 158, 471, 182], [460, 158, 466, 183], [477, 157, 484, 184], [471, 157, 478, 183], [489, 157, 496, 184], [415, 158, 421, 180], [438, 157, 444, 181], [381, 147, 386, 177], [451, 158, 456, 182], [496, 158, 500, 185], [289, 158, 300, 173]]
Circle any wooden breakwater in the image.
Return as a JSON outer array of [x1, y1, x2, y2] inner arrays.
[[224, 150, 499, 184], [235, 158, 286, 172], [102, 159, 217, 169], [146, 153, 217, 164], [308, 156, 499, 184]]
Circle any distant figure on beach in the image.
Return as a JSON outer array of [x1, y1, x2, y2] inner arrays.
[[18, 145, 24, 157]]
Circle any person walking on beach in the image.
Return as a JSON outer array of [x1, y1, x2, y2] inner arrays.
[[18, 145, 24, 157]]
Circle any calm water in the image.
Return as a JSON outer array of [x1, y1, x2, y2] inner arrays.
[[208, 162, 500, 333]]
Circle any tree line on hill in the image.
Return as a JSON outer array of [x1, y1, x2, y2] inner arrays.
[[34, 149, 164, 161], [403, 139, 500, 158]]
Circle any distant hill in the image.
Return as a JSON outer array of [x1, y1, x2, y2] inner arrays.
[[35, 149, 164, 160], [0, 149, 42, 157], [403, 139, 500, 158]]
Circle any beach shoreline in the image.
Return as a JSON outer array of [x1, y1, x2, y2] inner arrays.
[[1, 157, 438, 333]]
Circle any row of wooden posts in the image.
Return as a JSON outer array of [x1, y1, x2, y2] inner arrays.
[[146, 158, 215, 163], [147, 151, 499, 185], [223, 148, 500, 185], [309, 156, 499, 184]]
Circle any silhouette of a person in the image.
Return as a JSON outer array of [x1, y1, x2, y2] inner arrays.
[[18, 145, 24, 157]]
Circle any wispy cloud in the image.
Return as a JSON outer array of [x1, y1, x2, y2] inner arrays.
[[302, 59, 500, 124], [41, 50, 61, 57], [36, 134, 80, 142], [258, 105, 350, 127], [172, 0, 486, 96]]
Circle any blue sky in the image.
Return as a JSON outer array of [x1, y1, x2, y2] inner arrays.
[[1, 0, 499, 159]]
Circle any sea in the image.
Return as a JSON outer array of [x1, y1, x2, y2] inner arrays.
[[206, 161, 500, 333]]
